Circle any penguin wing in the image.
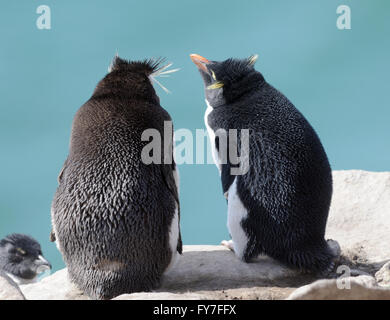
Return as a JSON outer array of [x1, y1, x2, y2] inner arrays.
[[215, 136, 236, 197], [221, 163, 236, 197], [160, 162, 182, 254], [57, 158, 68, 184], [51, 159, 68, 242], [161, 162, 179, 204], [49, 229, 56, 242], [177, 229, 183, 254]]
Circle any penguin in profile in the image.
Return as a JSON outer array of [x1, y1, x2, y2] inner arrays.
[[51, 56, 182, 300], [190, 54, 339, 274], [0, 233, 51, 284]]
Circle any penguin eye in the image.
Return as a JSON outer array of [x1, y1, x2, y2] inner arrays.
[[16, 248, 26, 255]]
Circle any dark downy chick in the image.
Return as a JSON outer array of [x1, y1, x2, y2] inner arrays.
[[0, 233, 51, 284]]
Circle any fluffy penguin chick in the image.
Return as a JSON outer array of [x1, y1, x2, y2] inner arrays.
[[51, 56, 182, 300], [0, 234, 51, 284], [190, 54, 338, 274]]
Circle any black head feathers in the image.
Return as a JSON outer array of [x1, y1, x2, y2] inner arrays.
[[93, 55, 179, 99], [190, 54, 265, 105], [108, 56, 166, 76], [0, 234, 51, 283], [0, 233, 42, 254]]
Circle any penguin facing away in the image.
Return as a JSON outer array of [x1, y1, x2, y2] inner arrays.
[[190, 54, 339, 274], [51, 56, 182, 300]]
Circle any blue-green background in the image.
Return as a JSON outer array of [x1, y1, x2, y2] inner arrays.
[[0, 0, 389, 272]]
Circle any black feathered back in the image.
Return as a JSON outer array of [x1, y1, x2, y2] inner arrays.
[[51, 57, 181, 299], [202, 56, 336, 273]]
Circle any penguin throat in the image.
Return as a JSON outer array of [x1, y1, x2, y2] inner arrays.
[[205, 88, 225, 108], [6, 272, 38, 285]]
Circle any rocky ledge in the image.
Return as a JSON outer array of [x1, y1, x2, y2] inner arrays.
[[1, 170, 389, 300]]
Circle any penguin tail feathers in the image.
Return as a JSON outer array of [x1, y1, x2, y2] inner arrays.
[[283, 239, 341, 275], [68, 268, 161, 300]]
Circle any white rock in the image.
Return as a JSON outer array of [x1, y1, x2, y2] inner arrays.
[[19, 246, 304, 300], [287, 275, 390, 300], [327, 170, 390, 263], [375, 261, 390, 287], [20, 269, 87, 300], [162, 245, 299, 290], [18, 170, 390, 300], [0, 272, 25, 300], [113, 292, 204, 300]]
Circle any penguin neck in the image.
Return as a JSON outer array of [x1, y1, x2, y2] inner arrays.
[[92, 76, 159, 104], [205, 87, 226, 108], [92, 86, 158, 104], [206, 73, 265, 108], [223, 72, 265, 104]]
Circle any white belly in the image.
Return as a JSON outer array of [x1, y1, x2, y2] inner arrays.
[[164, 168, 180, 273], [227, 178, 249, 260], [204, 99, 221, 173]]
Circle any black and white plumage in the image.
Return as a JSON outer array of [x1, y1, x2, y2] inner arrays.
[[51, 56, 182, 300], [190, 54, 339, 274], [0, 234, 51, 284]]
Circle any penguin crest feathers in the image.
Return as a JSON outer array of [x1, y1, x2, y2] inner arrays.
[[108, 55, 180, 94]]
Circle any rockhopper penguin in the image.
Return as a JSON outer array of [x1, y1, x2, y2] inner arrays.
[[0, 233, 51, 284], [51, 56, 182, 299], [190, 54, 339, 274]]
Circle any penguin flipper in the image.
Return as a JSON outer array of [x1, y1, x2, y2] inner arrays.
[[57, 159, 68, 184], [49, 229, 56, 242], [161, 162, 179, 204], [221, 163, 236, 197], [161, 161, 182, 254], [177, 232, 183, 254], [215, 135, 235, 197]]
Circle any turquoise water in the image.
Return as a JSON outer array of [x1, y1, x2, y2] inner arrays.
[[0, 0, 389, 272]]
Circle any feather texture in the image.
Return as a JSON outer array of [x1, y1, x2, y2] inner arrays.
[[149, 62, 180, 94]]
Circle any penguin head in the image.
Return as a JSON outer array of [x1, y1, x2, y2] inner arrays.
[[190, 54, 264, 106], [108, 55, 162, 76], [99, 55, 179, 101], [0, 234, 51, 284], [98, 56, 162, 101]]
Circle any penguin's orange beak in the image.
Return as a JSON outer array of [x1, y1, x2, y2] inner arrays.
[[190, 54, 210, 72]]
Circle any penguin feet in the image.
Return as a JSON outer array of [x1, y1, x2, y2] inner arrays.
[[317, 239, 342, 278], [327, 239, 341, 258], [221, 240, 235, 252]]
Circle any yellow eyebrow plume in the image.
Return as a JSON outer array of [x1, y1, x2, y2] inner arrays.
[[17, 248, 26, 255], [248, 54, 259, 65], [207, 81, 224, 90], [211, 70, 217, 81]]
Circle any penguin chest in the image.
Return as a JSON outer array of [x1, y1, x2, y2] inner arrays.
[[204, 100, 221, 173]]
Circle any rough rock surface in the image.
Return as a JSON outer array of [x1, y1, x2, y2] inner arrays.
[[21, 268, 87, 300], [15, 170, 390, 300], [20, 246, 303, 300], [327, 170, 390, 268], [375, 261, 390, 287], [0, 271, 26, 300], [287, 275, 390, 300], [113, 292, 205, 300]]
